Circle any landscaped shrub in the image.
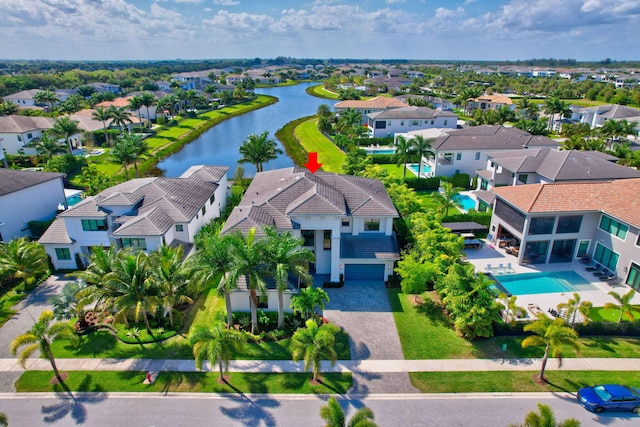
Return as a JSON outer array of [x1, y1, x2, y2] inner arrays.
[[443, 173, 471, 190], [354, 136, 393, 147], [405, 176, 440, 190], [28, 219, 55, 238], [45, 154, 86, 174]]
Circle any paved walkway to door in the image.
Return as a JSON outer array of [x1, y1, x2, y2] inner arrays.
[[322, 280, 417, 394]]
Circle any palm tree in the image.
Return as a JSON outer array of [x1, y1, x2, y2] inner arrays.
[[105, 251, 159, 333], [32, 132, 67, 161], [189, 231, 237, 328], [263, 227, 314, 329], [148, 245, 191, 329], [498, 293, 522, 326], [543, 97, 571, 132], [119, 131, 148, 178], [237, 131, 283, 173], [604, 290, 638, 324], [410, 135, 434, 178], [140, 92, 156, 128], [516, 97, 539, 120], [225, 228, 268, 334], [33, 89, 59, 112], [291, 318, 340, 382], [10, 310, 77, 385], [0, 237, 49, 288], [0, 99, 19, 116], [92, 106, 114, 146], [110, 133, 138, 179], [521, 313, 581, 381], [108, 105, 132, 135], [557, 293, 592, 327], [509, 403, 580, 427], [189, 322, 242, 382], [433, 181, 464, 216], [290, 286, 330, 321], [51, 116, 80, 154], [128, 95, 144, 128], [157, 94, 178, 117], [320, 396, 378, 427], [393, 135, 414, 178]]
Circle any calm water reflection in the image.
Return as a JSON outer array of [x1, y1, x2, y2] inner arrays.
[[156, 82, 336, 177]]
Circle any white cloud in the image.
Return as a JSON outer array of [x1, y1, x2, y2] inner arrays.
[[213, 0, 240, 5], [385, 0, 406, 4]]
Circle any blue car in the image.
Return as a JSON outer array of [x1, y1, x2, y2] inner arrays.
[[577, 384, 640, 414]]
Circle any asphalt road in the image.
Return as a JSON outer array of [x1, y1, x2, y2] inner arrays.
[[0, 392, 637, 427]]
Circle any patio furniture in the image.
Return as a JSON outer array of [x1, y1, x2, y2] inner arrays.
[[507, 263, 513, 272], [486, 263, 492, 272], [497, 263, 505, 274]]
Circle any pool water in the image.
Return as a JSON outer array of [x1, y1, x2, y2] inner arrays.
[[494, 270, 597, 295], [366, 149, 396, 155], [453, 194, 476, 211], [408, 163, 432, 175], [67, 194, 83, 206]]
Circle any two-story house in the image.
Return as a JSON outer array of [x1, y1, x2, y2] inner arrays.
[[465, 94, 515, 114], [39, 165, 228, 270], [488, 179, 640, 291], [569, 104, 640, 130], [334, 97, 408, 125], [220, 167, 399, 311], [0, 169, 66, 242], [367, 107, 458, 138], [0, 115, 83, 155]]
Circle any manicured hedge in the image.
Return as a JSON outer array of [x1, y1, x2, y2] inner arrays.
[[494, 321, 640, 337], [442, 212, 492, 226], [405, 176, 441, 190], [355, 136, 393, 147]]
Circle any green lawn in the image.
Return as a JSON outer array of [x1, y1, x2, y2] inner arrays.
[[390, 289, 640, 360], [589, 305, 640, 322], [410, 371, 640, 393], [377, 163, 405, 179], [16, 370, 352, 394], [295, 118, 346, 173], [306, 84, 340, 100]]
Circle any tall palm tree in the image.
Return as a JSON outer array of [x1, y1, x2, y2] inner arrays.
[[110, 133, 137, 179], [263, 227, 314, 329], [225, 228, 268, 334], [128, 95, 144, 128], [291, 318, 340, 382], [410, 135, 434, 178], [104, 251, 158, 332], [543, 97, 571, 132], [237, 131, 283, 173], [10, 310, 77, 385], [0, 237, 49, 288], [119, 131, 148, 178], [33, 89, 59, 112], [516, 97, 539, 120], [604, 290, 638, 324], [108, 105, 132, 135], [0, 99, 19, 116], [433, 181, 464, 216], [32, 132, 67, 161], [189, 231, 237, 328], [290, 286, 330, 321], [92, 106, 114, 146], [320, 396, 378, 427], [157, 94, 178, 117], [140, 92, 156, 127], [498, 293, 522, 326], [521, 313, 581, 381], [189, 322, 242, 382], [148, 245, 191, 329], [393, 135, 414, 178], [557, 293, 592, 327], [51, 116, 80, 154]]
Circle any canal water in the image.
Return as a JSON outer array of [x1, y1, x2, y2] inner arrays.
[[156, 82, 336, 177]]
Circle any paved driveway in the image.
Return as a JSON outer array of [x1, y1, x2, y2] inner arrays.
[[323, 280, 417, 394]]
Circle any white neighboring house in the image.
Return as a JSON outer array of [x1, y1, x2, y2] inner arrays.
[[2, 89, 73, 108], [396, 125, 560, 178], [220, 168, 399, 312], [39, 165, 228, 270], [0, 169, 66, 242], [366, 106, 458, 138], [569, 104, 640, 130], [334, 96, 409, 125], [0, 115, 83, 155]]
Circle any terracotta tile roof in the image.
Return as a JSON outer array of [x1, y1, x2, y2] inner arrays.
[[470, 94, 513, 105], [334, 96, 408, 110], [95, 97, 133, 108], [0, 169, 64, 197], [492, 178, 640, 228]]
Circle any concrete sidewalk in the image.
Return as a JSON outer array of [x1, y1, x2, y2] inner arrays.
[[1, 357, 638, 374]]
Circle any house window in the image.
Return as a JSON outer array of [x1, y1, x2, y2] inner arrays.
[[599, 215, 628, 240], [518, 174, 528, 184], [431, 120, 434, 125], [175, 224, 184, 232], [387, 121, 392, 126], [576, 240, 589, 258], [410, 120, 420, 126], [556, 215, 582, 234], [400, 120, 404, 126], [17, 135, 22, 142], [122, 238, 147, 250], [257, 295, 269, 309], [456, 153, 462, 161], [341, 219, 350, 227], [444, 120, 448, 126], [475, 152, 481, 160], [55, 248, 71, 260], [209, 194, 215, 205], [81, 219, 108, 231], [323, 230, 331, 250], [528, 216, 555, 235], [27, 133, 33, 139], [444, 153, 453, 163], [364, 219, 380, 231], [375, 121, 386, 129], [201, 206, 206, 216], [593, 242, 619, 271], [302, 230, 314, 247], [626, 263, 640, 291]]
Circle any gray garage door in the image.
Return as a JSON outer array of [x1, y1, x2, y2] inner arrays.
[[344, 264, 385, 281]]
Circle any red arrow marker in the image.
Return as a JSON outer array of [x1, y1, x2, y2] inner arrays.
[[304, 152, 322, 174]]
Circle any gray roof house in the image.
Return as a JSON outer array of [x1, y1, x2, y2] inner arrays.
[[570, 104, 640, 129], [222, 167, 399, 288], [367, 106, 458, 138], [474, 148, 640, 211], [0, 169, 66, 242], [39, 165, 228, 271]]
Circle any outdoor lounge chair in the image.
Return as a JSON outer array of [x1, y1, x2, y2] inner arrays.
[[598, 273, 616, 281], [585, 264, 600, 271], [592, 268, 607, 276], [507, 263, 513, 272], [486, 264, 492, 272]]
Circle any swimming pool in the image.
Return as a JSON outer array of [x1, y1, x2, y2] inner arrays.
[[365, 148, 396, 155], [408, 163, 432, 176], [67, 194, 83, 206], [454, 194, 476, 211], [493, 270, 597, 295]]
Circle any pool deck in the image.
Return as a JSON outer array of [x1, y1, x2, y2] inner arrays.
[[464, 239, 640, 317]]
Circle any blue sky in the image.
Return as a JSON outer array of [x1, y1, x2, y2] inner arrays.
[[1, 0, 639, 61]]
